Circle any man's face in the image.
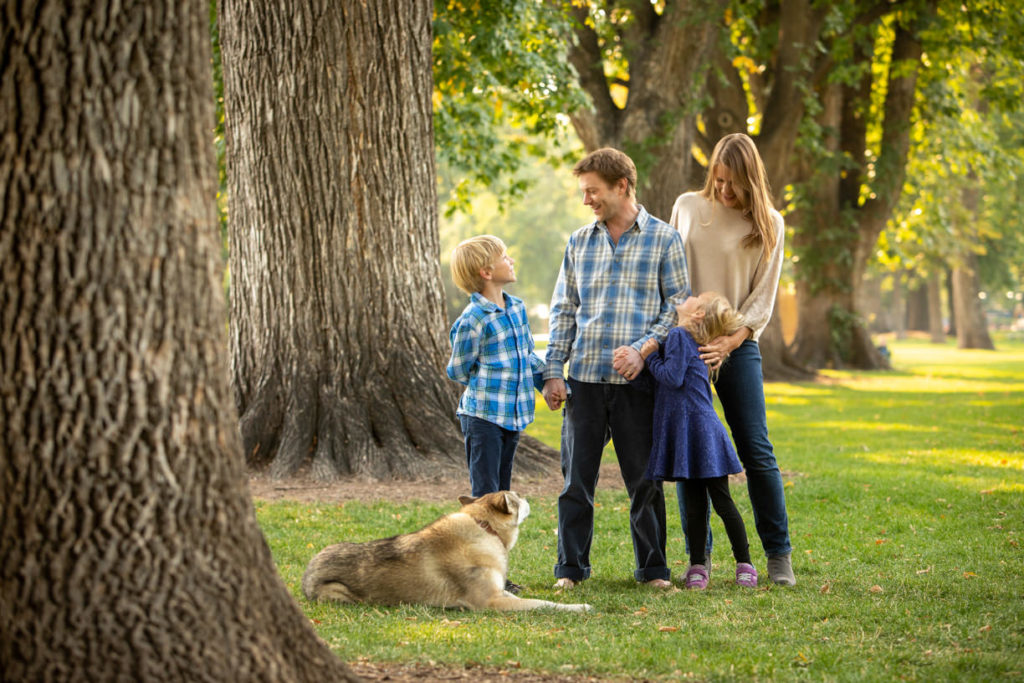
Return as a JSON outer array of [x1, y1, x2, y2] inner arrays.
[[578, 172, 626, 224]]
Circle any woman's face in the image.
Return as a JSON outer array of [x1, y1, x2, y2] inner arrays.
[[712, 164, 746, 209]]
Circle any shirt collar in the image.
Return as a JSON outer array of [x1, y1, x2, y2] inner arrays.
[[588, 205, 653, 235], [470, 291, 520, 311]]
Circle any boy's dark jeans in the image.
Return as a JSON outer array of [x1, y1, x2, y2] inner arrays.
[[459, 415, 520, 497]]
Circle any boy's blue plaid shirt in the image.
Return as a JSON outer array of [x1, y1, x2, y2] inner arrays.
[[447, 292, 544, 431], [545, 207, 690, 384]]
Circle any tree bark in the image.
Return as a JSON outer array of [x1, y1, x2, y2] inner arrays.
[[791, 11, 931, 369], [220, 0, 556, 479], [0, 2, 356, 680], [566, 0, 725, 219]]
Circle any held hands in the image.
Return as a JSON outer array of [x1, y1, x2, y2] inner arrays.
[[542, 378, 568, 411], [612, 345, 644, 381]]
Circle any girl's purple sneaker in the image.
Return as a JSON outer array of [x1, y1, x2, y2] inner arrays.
[[735, 562, 758, 588], [684, 564, 709, 590]]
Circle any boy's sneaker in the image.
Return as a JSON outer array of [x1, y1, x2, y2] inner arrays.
[[735, 562, 758, 588], [767, 553, 796, 586], [684, 564, 709, 590]]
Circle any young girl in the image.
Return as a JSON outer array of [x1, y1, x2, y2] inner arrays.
[[640, 292, 757, 589]]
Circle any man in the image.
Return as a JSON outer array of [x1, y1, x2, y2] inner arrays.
[[543, 148, 689, 589]]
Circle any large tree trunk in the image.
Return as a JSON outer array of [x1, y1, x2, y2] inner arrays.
[[758, 306, 815, 381], [0, 2, 356, 680], [791, 12, 930, 369], [566, 1, 725, 218], [220, 0, 556, 480]]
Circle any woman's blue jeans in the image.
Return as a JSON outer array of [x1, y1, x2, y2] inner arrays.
[[676, 340, 792, 559]]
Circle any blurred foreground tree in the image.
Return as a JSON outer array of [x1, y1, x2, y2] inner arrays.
[[0, 1, 355, 679]]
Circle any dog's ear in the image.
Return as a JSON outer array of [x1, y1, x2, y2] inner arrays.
[[458, 495, 477, 506], [494, 492, 514, 514]]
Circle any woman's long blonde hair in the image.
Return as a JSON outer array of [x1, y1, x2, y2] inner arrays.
[[681, 292, 745, 382], [700, 133, 777, 263]]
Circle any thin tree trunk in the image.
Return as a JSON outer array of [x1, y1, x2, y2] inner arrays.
[[927, 270, 945, 343], [905, 282, 929, 332], [952, 256, 994, 350], [891, 276, 908, 339], [0, 1, 356, 679], [951, 175, 994, 350]]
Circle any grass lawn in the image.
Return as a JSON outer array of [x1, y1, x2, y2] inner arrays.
[[256, 335, 1023, 681]]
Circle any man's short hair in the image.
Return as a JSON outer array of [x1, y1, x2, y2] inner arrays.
[[450, 235, 506, 295], [573, 148, 637, 198]]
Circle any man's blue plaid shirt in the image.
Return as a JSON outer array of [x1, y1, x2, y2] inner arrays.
[[545, 206, 690, 384], [447, 291, 544, 431]]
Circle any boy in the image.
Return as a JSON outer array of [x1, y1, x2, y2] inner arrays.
[[447, 236, 544, 502]]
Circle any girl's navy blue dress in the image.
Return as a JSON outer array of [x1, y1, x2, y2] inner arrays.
[[644, 327, 742, 481]]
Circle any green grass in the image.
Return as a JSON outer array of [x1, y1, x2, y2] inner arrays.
[[256, 336, 1024, 681]]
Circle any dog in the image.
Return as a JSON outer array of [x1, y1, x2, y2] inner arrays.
[[301, 491, 590, 612]]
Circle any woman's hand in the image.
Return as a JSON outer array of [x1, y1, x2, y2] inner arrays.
[[698, 327, 751, 370]]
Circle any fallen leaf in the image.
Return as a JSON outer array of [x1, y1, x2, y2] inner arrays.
[[916, 567, 932, 575], [963, 572, 977, 579], [820, 583, 832, 594], [869, 585, 884, 593], [658, 626, 679, 632], [979, 624, 992, 633]]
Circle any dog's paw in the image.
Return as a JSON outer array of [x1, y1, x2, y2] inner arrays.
[[566, 603, 592, 613]]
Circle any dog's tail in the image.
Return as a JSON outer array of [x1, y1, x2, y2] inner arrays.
[[302, 548, 360, 603], [303, 578, 359, 603]]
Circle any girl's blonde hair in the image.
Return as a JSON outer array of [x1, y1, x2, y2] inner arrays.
[[450, 235, 506, 295], [700, 133, 777, 263], [681, 292, 745, 382]]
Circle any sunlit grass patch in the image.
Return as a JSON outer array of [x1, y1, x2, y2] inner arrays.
[[257, 337, 1024, 681]]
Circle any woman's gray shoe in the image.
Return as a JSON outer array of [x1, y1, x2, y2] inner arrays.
[[767, 554, 796, 586]]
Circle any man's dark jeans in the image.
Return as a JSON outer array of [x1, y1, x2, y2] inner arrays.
[[555, 378, 669, 583]]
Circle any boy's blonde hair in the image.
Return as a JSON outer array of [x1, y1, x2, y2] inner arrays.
[[681, 292, 746, 382], [450, 235, 506, 295]]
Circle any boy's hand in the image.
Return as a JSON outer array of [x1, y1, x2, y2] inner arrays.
[[542, 378, 568, 410]]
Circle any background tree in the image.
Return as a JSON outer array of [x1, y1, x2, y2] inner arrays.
[[220, 0, 556, 479], [885, 29, 1024, 348], [0, 1, 355, 679]]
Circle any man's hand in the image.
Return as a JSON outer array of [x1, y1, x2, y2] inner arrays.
[[542, 378, 568, 410], [612, 345, 644, 380]]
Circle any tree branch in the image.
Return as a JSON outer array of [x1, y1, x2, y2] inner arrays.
[[565, 3, 620, 144]]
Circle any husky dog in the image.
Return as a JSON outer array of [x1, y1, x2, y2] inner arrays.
[[302, 491, 590, 612]]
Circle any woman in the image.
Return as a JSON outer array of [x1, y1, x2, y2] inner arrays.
[[669, 133, 794, 585]]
